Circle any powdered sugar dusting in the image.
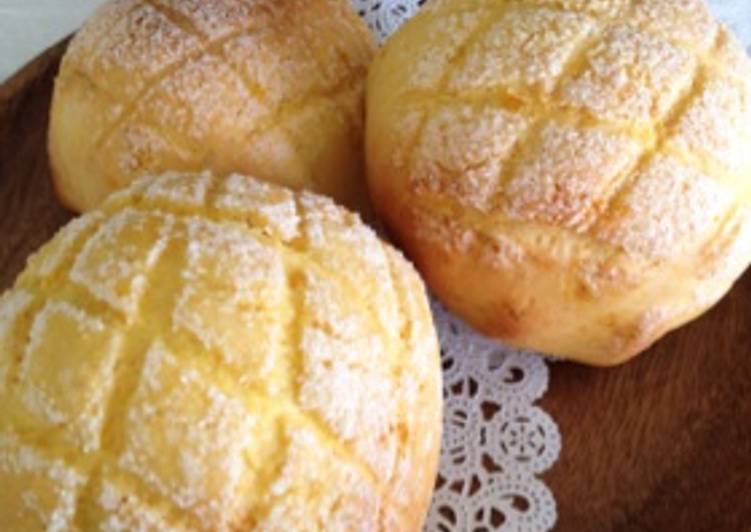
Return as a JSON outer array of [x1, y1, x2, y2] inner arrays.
[[504, 123, 642, 230], [449, 8, 596, 96], [138, 52, 269, 144], [144, 170, 212, 207], [214, 173, 301, 241], [25, 213, 104, 280], [63, 0, 140, 73], [299, 191, 403, 338], [0, 290, 33, 392], [119, 341, 256, 529], [299, 271, 399, 476], [595, 155, 735, 259], [0, 434, 85, 532], [78, 2, 202, 100], [301, 269, 372, 342], [404, 9, 488, 89], [19, 301, 122, 453], [629, 0, 718, 51], [107, 121, 195, 177], [259, 426, 380, 531], [559, 25, 696, 124], [97, 480, 185, 531], [412, 103, 530, 212], [221, 29, 322, 109], [520, 0, 629, 17], [697, 207, 751, 285], [151, 0, 253, 40], [669, 76, 751, 174], [381, 246, 443, 515], [70, 209, 172, 319], [173, 217, 285, 388]]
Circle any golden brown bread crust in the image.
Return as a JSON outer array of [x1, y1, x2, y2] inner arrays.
[[366, 0, 751, 365], [49, 0, 375, 213], [0, 172, 441, 530]]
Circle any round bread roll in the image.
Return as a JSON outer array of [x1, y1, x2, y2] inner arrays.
[[366, 0, 751, 365], [49, 0, 375, 213], [0, 172, 441, 530]]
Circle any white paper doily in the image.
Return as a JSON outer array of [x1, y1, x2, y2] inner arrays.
[[426, 303, 560, 532], [350, 0, 751, 530], [351, 0, 427, 44]]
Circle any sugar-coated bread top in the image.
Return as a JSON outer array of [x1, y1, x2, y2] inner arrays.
[[366, 0, 751, 365], [49, 0, 375, 213], [0, 172, 441, 531]]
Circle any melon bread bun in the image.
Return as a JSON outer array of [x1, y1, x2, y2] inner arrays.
[[366, 0, 751, 365], [0, 172, 442, 531], [49, 0, 375, 213]]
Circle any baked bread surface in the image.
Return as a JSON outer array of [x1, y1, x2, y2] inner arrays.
[[49, 0, 375, 212], [0, 172, 441, 531], [366, 0, 751, 365]]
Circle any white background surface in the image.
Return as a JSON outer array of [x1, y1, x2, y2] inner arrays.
[[1, 0, 750, 82], [0, 0, 107, 81]]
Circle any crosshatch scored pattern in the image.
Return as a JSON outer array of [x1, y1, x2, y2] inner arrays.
[[56, 0, 373, 206], [0, 172, 442, 531], [381, 0, 751, 268]]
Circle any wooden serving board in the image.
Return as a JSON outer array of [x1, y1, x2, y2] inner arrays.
[[2, 41, 750, 532]]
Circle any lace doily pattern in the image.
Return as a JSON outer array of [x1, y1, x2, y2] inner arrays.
[[351, 0, 426, 44], [425, 303, 560, 532]]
